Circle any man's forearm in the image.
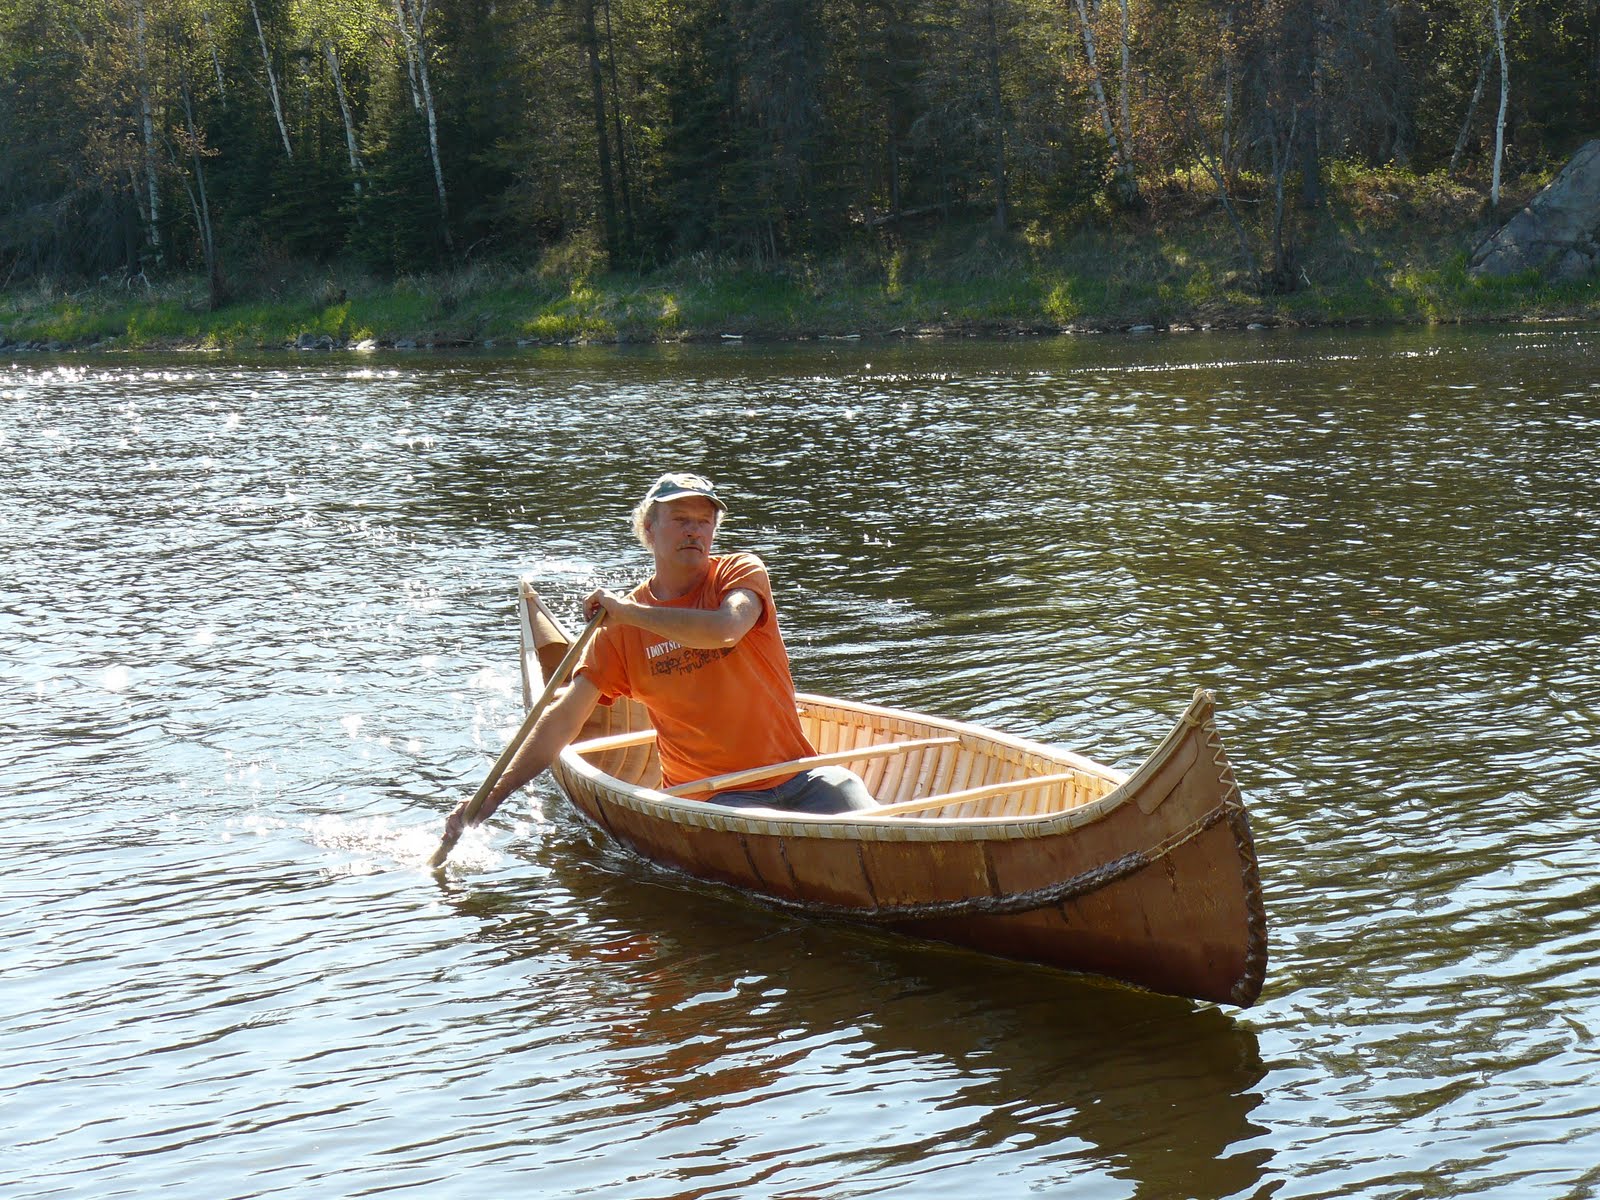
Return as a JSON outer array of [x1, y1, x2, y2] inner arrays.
[[601, 589, 761, 648], [469, 679, 600, 823], [484, 729, 555, 813]]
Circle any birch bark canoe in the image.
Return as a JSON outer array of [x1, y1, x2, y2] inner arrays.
[[517, 582, 1269, 1007]]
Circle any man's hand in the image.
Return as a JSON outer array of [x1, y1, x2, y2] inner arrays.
[[444, 776, 513, 844], [584, 587, 629, 624], [442, 798, 471, 844]]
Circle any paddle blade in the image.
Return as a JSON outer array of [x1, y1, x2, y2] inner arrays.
[[427, 834, 457, 869]]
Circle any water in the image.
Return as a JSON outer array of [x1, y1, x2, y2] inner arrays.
[[4, 325, 1599, 1198]]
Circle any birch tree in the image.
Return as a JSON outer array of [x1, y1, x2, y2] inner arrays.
[[1489, 0, 1509, 209], [199, 9, 228, 103], [322, 38, 364, 196], [155, 0, 233, 300], [131, 0, 163, 264], [292, 0, 377, 201], [1449, 43, 1494, 175], [248, 0, 293, 157], [1070, 0, 1139, 207], [63, 0, 235, 280], [65, 0, 168, 269], [172, 60, 225, 306], [1115, 0, 1135, 196], [389, 0, 451, 247]]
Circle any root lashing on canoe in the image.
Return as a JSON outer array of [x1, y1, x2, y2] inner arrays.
[[678, 803, 1231, 925]]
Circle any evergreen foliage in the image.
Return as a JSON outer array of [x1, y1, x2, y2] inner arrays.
[[2, 0, 1597, 291]]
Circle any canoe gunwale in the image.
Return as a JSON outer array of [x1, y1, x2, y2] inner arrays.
[[553, 687, 1245, 844], [554, 718, 1134, 844], [553, 683, 1143, 842]]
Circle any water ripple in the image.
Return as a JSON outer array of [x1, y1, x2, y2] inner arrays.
[[5, 328, 1600, 1197]]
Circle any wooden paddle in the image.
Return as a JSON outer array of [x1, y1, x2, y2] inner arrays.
[[429, 608, 606, 868]]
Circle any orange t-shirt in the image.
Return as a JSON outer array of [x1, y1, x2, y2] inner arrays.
[[577, 553, 816, 793]]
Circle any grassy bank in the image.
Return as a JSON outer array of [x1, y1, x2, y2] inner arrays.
[[3, 167, 1596, 353]]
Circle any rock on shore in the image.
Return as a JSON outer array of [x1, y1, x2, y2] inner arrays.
[[1470, 140, 1600, 281]]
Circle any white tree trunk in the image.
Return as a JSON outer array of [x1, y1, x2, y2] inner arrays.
[[201, 10, 228, 106], [250, 0, 293, 158], [394, 0, 451, 246], [392, 0, 424, 112], [1491, 0, 1509, 208], [1222, 60, 1234, 177], [1073, 0, 1118, 163], [1219, 10, 1234, 178], [1116, 0, 1133, 169], [175, 71, 223, 306], [1450, 45, 1494, 175], [1073, 0, 1137, 205], [322, 40, 365, 196], [413, 13, 450, 244], [132, 0, 161, 264]]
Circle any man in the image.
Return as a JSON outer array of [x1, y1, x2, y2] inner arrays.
[[444, 472, 873, 843]]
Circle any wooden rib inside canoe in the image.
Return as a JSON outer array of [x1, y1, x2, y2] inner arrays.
[[517, 577, 1268, 1007], [664, 736, 961, 798], [865, 772, 1088, 818]]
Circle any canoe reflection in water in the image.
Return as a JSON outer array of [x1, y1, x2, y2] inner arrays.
[[517, 582, 1269, 1008], [437, 857, 1273, 1198]]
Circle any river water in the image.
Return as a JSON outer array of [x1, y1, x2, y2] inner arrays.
[[4, 325, 1599, 1198]]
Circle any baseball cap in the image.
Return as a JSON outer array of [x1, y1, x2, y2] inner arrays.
[[641, 472, 727, 513]]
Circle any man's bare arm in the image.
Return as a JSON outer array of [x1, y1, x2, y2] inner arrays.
[[444, 674, 602, 838], [585, 587, 762, 649]]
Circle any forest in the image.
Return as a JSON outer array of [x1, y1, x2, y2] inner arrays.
[[2, 0, 1597, 314]]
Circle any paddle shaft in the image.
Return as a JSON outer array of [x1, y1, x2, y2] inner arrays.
[[429, 608, 606, 868]]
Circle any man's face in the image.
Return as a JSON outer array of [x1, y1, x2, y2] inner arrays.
[[648, 496, 720, 567]]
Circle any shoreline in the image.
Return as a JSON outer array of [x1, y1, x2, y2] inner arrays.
[[5, 172, 1598, 355], [4, 307, 1595, 356], [6, 285, 1599, 355]]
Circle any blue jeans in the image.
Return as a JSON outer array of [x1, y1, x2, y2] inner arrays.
[[713, 765, 876, 814]]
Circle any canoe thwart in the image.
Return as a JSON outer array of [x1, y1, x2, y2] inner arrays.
[[573, 728, 660, 755], [664, 736, 961, 798]]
